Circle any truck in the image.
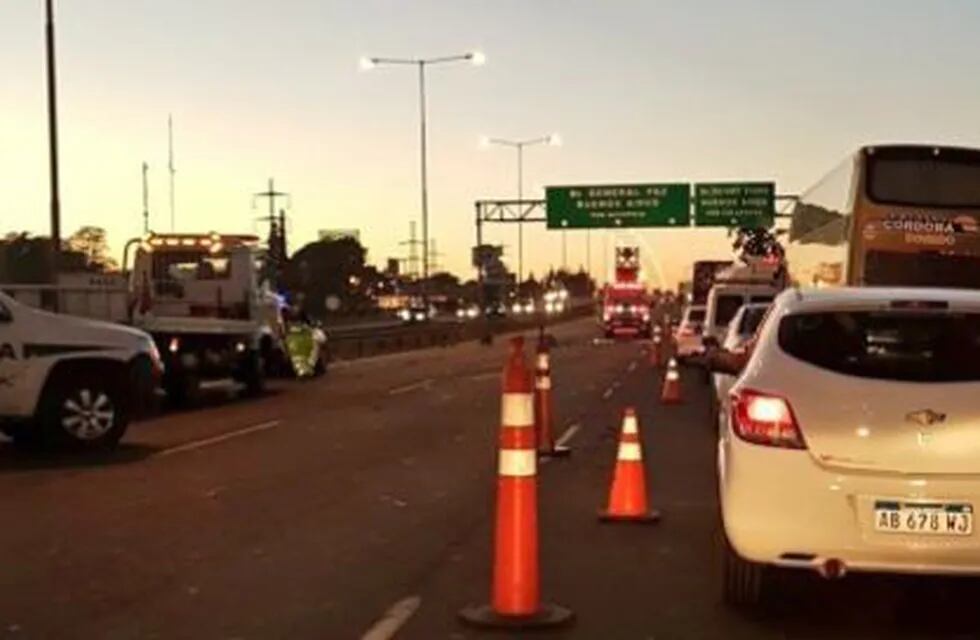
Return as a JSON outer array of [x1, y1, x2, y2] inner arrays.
[[600, 246, 652, 339], [2, 232, 288, 407], [0, 289, 161, 449]]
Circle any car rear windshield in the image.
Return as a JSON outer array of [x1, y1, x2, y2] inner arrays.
[[867, 146, 980, 208], [778, 310, 980, 382], [687, 309, 706, 323], [714, 295, 744, 327]]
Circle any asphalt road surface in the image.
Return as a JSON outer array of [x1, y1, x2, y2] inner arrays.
[[3, 316, 980, 639]]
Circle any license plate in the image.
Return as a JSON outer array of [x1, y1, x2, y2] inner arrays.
[[874, 501, 973, 536]]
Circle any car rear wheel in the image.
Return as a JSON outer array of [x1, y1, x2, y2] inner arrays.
[[722, 532, 770, 607]]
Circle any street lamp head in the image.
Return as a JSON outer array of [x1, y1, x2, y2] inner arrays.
[[548, 133, 563, 147], [358, 56, 376, 71], [468, 51, 487, 66]]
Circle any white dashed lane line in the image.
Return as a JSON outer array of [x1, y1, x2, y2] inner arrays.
[[388, 379, 434, 396], [360, 596, 422, 640], [152, 420, 282, 458]]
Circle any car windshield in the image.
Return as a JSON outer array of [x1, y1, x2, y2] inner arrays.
[[687, 308, 706, 323], [778, 310, 980, 382]]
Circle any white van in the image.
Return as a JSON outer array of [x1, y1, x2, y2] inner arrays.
[[0, 292, 161, 449], [704, 283, 779, 343]]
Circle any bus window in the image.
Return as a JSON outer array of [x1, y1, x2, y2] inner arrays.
[[867, 146, 980, 208]]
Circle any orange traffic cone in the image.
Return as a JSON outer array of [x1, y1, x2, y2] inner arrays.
[[459, 337, 574, 630], [599, 408, 660, 523], [535, 340, 571, 458], [660, 357, 683, 404]]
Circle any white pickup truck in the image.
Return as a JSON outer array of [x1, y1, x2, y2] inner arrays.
[[0, 291, 161, 449]]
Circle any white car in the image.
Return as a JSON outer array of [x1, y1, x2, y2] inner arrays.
[[0, 291, 161, 449], [673, 304, 706, 359], [711, 302, 771, 409], [713, 286, 980, 605]]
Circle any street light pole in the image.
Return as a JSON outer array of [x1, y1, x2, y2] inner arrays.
[[417, 61, 429, 300], [482, 134, 559, 285], [361, 51, 484, 309], [45, 0, 62, 293]]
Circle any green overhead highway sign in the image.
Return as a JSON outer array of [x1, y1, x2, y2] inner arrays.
[[693, 182, 775, 227], [546, 184, 690, 229]]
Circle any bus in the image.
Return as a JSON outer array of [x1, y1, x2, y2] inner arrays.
[[784, 144, 980, 289]]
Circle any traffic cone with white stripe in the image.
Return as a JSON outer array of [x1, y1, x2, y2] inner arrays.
[[535, 340, 570, 458], [660, 357, 683, 404], [599, 408, 660, 523], [459, 336, 574, 630]]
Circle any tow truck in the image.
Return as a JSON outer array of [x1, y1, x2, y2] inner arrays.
[[3, 232, 287, 406]]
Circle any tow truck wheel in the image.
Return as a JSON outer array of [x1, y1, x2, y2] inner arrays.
[[39, 368, 129, 450], [164, 372, 200, 407], [239, 350, 266, 397]]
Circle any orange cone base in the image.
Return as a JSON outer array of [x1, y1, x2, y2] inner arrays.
[[459, 602, 574, 629], [597, 508, 662, 524], [538, 444, 572, 459]]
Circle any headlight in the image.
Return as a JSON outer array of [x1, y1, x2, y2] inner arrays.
[[512, 304, 522, 314], [398, 309, 411, 321], [456, 309, 465, 318], [614, 304, 625, 314], [467, 307, 479, 318]]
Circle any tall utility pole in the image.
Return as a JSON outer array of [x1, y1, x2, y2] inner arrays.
[[142, 162, 150, 233], [254, 178, 290, 250], [482, 134, 559, 284], [168, 114, 176, 231], [586, 229, 591, 277], [361, 51, 484, 308], [45, 0, 62, 291]]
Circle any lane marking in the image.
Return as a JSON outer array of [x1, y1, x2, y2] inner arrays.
[[467, 370, 500, 382], [387, 378, 434, 396], [153, 420, 281, 458], [627, 361, 637, 373], [602, 387, 614, 400], [361, 596, 422, 640], [556, 423, 580, 448]]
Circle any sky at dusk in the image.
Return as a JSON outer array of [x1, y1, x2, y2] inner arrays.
[[4, 0, 980, 286]]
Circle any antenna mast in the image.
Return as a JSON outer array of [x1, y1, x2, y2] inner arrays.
[[142, 161, 150, 233]]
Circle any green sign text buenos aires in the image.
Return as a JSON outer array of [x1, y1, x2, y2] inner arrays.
[[546, 184, 691, 229]]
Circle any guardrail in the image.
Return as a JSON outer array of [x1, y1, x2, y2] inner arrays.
[[326, 299, 596, 362]]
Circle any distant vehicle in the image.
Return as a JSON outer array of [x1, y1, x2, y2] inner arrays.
[[543, 288, 569, 315], [601, 245, 652, 338], [784, 144, 980, 290], [673, 304, 707, 360], [601, 283, 651, 338], [510, 299, 536, 315], [398, 298, 431, 323], [704, 258, 784, 343], [709, 287, 980, 606], [455, 304, 480, 320], [710, 302, 771, 408], [691, 260, 734, 305], [0, 291, 161, 449]]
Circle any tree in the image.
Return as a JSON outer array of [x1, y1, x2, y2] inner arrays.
[[67, 226, 117, 272], [282, 237, 369, 318]]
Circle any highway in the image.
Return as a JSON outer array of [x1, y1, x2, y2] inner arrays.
[[2, 316, 980, 639]]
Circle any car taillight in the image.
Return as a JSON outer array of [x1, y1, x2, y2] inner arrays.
[[730, 389, 806, 449]]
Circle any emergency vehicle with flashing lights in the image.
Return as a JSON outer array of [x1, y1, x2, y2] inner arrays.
[[600, 246, 653, 339]]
